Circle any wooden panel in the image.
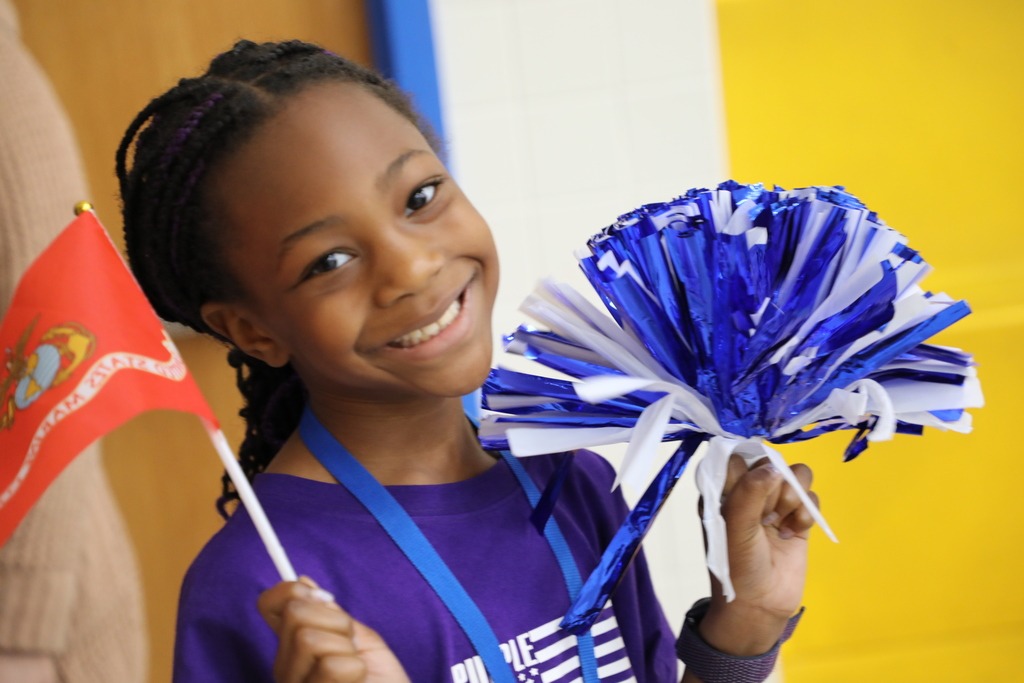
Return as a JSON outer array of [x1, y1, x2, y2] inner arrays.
[[11, 2, 370, 681], [13, 0, 371, 247]]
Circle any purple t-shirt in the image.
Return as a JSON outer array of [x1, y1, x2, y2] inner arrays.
[[173, 450, 678, 682]]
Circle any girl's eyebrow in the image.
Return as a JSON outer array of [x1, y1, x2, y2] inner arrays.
[[376, 148, 430, 192], [279, 215, 344, 259]]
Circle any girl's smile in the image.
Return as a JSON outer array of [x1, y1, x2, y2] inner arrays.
[[385, 286, 466, 349]]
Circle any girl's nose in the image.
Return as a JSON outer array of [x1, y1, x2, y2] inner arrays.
[[371, 232, 445, 307]]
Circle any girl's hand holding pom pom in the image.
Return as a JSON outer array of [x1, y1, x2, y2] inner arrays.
[[698, 456, 817, 658], [258, 578, 410, 683]]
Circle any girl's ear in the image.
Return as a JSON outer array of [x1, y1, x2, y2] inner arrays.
[[200, 301, 290, 368]]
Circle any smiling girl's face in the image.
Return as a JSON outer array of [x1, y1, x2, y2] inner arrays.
[[200, 81, 500, 409]]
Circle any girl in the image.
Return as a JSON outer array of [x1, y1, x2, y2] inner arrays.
[[117, 40, 818, 683]]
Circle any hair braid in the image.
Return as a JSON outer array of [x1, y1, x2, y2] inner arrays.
[[117, 40, 436, 516]]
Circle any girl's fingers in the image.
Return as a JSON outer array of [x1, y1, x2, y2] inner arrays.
[[779, 489, 820, 538], [259, 581, 309, 633], [700, 454, 751, 519], [751, 458, 784, 525], [278, 602, 357, 683], [258, 579, 366, 683], [723, 456, 782, 510], [719, 457, 819, 541], [306, 655, 368, 683], [259, 578, 341, 633], [722, 453, 751, 500], [720, 460, 785, 544], [277, 626, 360, 683], [765, 463, 814, 538], [759, 463, 816, 539], [791, 462, 813, 491]]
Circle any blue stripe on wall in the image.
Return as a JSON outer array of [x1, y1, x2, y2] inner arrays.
[[365, 0, 447, 158], [365, 0, 479, 423]]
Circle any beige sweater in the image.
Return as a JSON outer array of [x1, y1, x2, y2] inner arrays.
[[0, 1, 147, 681]]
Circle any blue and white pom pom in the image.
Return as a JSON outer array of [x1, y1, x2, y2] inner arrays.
[[480, 181, 983, 632]]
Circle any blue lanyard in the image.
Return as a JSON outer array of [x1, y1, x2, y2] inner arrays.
[[298, 406, 598, 683], [500, 450, 597, 680]]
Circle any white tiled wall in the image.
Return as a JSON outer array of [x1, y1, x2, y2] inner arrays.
[[431, 0, 729, 640]]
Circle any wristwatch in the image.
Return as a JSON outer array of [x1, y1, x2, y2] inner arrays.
[[676, 598, 803, 683]]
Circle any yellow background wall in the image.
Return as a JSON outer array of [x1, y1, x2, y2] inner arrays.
[[716, 1, 1024, 680]]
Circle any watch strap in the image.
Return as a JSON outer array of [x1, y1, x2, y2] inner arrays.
[[676, 598, 803, 683]]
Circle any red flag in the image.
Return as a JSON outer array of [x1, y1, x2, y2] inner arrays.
[[0, 210, 218, 545]]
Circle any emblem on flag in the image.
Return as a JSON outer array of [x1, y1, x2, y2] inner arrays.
[[2, 319, 96, 429]]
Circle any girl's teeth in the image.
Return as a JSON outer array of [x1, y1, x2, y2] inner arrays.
[[390, 298, 462, 348]]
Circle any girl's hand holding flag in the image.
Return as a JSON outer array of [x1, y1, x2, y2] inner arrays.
[[257, 578, 410, 683]]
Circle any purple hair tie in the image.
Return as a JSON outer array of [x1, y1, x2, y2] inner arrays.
[[159, 92, 224, 168], [161, 91, 224, 293], [166, 157, 207, 286]]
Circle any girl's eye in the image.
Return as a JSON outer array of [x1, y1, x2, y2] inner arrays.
[[404, 181, 440, 216], [306, 251, 353, 279]]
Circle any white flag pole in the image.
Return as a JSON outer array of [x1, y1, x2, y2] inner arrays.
[[206, 425, 297, 582]]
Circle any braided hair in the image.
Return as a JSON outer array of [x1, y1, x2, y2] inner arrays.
[[116, 40, 438, 516]]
